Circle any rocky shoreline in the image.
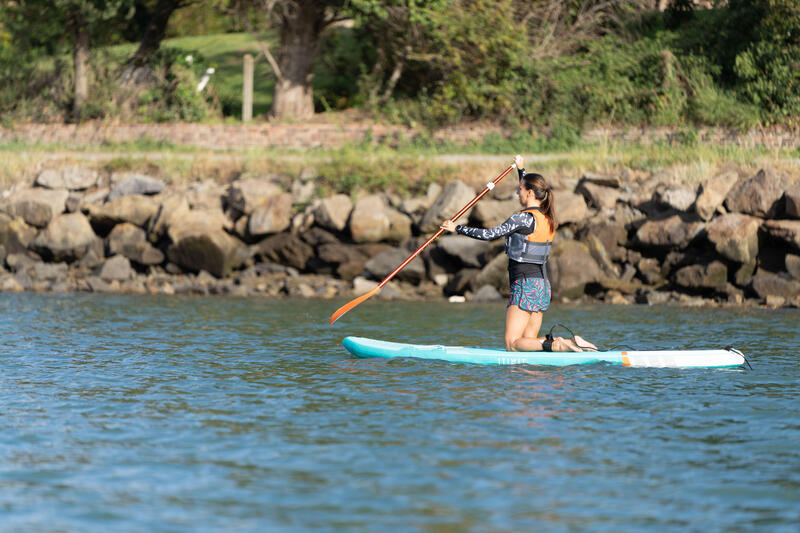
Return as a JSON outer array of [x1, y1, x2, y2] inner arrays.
[[1, 163, 799, 308]]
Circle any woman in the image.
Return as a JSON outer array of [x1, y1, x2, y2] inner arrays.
[[441, 155, 596, 353]]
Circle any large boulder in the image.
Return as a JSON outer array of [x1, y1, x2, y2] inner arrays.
[[95, 255, 134, 281], [313, 194, 352, 232], [471, 253, 509, 295], [108, 173, 165, 200], [419, 181, 475, 233], [577, 219, 628, 262], [167, 211, 246, 277], [36, 166, 98, 190], [557, 191, 590, 225], [634, 214, 704, 249], [695, 170, 738, 221], [654, 185, 696, 212], [705, 213, 761, 264], [3, 188, 69, 228], [761, 220, 800, 252], [185, 181, 225, 211], [247, 192, 293, 237], [226, 178, 283, 216], [438, 234, 489, 268], [0, 213, 36, 255], [751, 269, 800, 300], [674, 261, 727, 291], [108, 222, 164, 265], [724, 168, 786, 218], [254, 233, 314, 271], [785, 184, 800, 219], [349, 194, 391, 243], [470, 198, 519, 228], [31, 213, 99, 261], [147, 194, 191, 242], [547, 239, 604, 298], [786, 254, 800, 281], [576, 180, 620, 210], [87, 194, 160, 230], [364, 247, 425, 284]]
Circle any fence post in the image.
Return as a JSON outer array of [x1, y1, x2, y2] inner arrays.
[[242, 54, 254, 122]]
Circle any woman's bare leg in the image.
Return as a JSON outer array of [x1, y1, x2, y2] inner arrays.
[[505, 305, 544, 351]]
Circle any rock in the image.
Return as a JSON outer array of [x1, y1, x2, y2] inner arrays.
[[695, 170, 738, 221], [604, 290, 630, 305], [0, 275, 24, 293], [32, 262, 68, 281], [674, 261, 727, 291], [785, 184, 800, 219], [557, 191, 590, 225], [349, 194, 391, 243], [108, 173, 165, 200], [184, 181, 225, 211], [705, 213, 761, 264], [400, 183, 442, 217], [734, 258, 757, 287], [654, 185, 696, 212], [438, 235, 489, 268], [226, 178, 283, 216], [636, 288, 671, 305], [595, 276, 644, 295], [290, 179, 315, 205], [444, 268, 479, 296], [247, 192, 293, 237], [786, 254, 800, 281], [353, 276, 378, 294], [471, 253, 509, 295], [386, 207, 412, 242], [254, 233, 314, 271], [0, 213, 36, 255], [472, 284, 503, 302], [3, 188, 69, 227], [147, 194, 191, 241], [419, 181, 475, 233], [31, 213, 98, 261], [365, 247, 425, 284], [86, 276, 113, 293], [580, 172, 621, 188], [95, 255, 133, 281], [751, 270, 800, 300], [167, 212, 247, 277], [65, 192, 82, 213], [87, 194, 160, 230], [81, 186, 110, 207], [300, 227, 338, 247], [576, 181, 620, 210], [577, 219, 628, 262], [761, 220, 800, 252], [470, 199, 520, 228], [313, 194, 352, 232], [36, 166, 98, 190], [548, 239, 604, 298], [433, 273, 448, 286], [765, 294, 786, 308], [6, 253, 36, 273], [586, 235, 620, 277], [108, 222, 165, 265], [724, 168, 786, 218], [634, 214, 704, 249], [637, 257, 665, 285]]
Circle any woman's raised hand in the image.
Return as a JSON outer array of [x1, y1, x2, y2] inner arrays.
[[514, 154, 524, 169]]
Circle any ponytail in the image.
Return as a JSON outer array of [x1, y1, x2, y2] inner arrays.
[[521, 173, 558, 231]]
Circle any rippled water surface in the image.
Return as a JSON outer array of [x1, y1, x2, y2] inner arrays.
[[1, 293, 798, 532]]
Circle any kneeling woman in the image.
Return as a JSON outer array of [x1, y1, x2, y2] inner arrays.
[[441, 155, 596, 353]]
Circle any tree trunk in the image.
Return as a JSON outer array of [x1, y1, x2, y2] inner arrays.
[[73, 20, 89, 121], [270, 2, 325, 120], [120, 0, 184, 85]]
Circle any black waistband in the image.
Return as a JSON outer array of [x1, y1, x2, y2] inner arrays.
[[508, 260, 545, 281]]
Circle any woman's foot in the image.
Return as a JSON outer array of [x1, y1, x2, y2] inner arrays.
[[572, 335, 598, 351], [552, 337, 583, 352]]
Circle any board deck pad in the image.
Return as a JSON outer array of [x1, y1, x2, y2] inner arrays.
[[342, 337, 746, 368]]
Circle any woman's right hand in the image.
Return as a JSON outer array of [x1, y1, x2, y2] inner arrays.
[[441, 220, 456, 232], [514, 154, 524, 169]]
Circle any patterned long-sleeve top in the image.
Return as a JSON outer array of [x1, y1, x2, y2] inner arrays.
[[455, 212, 536, 241]]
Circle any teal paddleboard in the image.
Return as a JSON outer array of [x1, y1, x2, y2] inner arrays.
[[342, 336, 746, 368]]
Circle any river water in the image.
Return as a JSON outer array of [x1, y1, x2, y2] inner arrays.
[[1, 293, 798, 532]]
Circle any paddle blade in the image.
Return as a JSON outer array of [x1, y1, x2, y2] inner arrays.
[[329, 286, 380, 325]]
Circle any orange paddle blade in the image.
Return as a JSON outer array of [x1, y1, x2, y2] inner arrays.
[[329, 286, 381, 325]]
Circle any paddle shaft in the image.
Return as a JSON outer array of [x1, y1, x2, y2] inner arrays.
[[377, 164, 516, 289], [329, 163, 516, 324]]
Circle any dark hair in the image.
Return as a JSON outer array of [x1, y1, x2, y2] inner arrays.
[[521, 173, 557, 231]]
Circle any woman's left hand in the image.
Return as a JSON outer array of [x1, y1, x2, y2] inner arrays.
[[441, 220, 456, 232]]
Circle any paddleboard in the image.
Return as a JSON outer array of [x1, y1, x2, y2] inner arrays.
[[342, 336, 747, 368]]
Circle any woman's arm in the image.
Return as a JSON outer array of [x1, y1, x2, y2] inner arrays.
[[441, 212, 535, 241]]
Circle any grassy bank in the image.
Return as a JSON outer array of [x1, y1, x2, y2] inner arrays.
[[2, 133, 797, 196]]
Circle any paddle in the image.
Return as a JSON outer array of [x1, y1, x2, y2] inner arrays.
[[329, 163, 517, 324]]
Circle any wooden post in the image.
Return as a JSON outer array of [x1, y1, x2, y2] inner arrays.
[[242, 54, 254, 122]]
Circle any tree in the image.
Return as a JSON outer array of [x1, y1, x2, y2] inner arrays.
[[230, 0, 350, 120], [3, 0, 134, 120]]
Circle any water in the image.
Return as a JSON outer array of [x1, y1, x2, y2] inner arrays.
[[1, 293, 798, 532]]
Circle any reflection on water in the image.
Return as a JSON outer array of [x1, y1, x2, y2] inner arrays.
[[0, 293, 798, 531]]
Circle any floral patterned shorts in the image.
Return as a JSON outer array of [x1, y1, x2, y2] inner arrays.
[[508, 277, 551, 312]]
